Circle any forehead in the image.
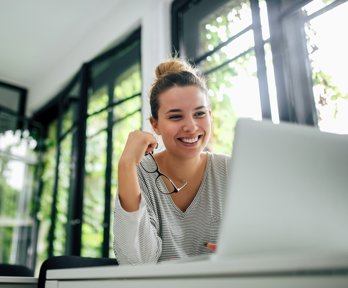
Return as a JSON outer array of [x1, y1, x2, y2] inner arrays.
[[158, 85, 208, 110]]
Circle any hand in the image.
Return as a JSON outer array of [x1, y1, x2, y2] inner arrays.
[[204, 242, 217, 253], [120, 131, 158, 166]]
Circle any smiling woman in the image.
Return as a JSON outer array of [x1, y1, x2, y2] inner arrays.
[[113, 57, 231, 265]]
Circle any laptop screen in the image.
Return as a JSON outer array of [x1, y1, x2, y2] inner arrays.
[[216, 118, 348, 259]]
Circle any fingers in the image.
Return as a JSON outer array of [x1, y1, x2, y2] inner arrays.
[[121, 131, 158, 164], [144, 139, 158, 155], [139, 131, 158, 155], [204, 242, 217, 252]]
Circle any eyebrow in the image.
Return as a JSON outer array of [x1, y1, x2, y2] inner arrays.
[[165, 106, 208, 114]]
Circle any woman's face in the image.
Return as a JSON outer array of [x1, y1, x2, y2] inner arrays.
[[151, 85, 211, 159]]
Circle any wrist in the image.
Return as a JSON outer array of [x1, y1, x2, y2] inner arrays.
[[118, 155, 138, 169]]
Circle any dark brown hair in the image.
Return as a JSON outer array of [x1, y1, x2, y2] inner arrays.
[[149, 58, 207, 120]]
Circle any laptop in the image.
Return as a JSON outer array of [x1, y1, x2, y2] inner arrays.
[[213, 118, 348, 263], [168, 118, 348, 267]]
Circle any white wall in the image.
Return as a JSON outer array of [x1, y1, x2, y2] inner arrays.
[[29, 0, 173, 131], [141, 0, 172, 131]]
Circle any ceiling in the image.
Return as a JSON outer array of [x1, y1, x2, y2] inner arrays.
[[0, 0, 123, 115]]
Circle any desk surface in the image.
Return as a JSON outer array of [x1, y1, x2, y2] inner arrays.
[[0, 276, 37, 288], [46, 254, 348, 288], [47, 253, 348, 279]]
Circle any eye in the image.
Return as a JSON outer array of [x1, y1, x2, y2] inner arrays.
[[194, 111, 207, 118], [168, 114, 182, 120]]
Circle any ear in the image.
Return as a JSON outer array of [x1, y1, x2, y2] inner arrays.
[[150, 117, 161, 135], [207, 108, 212, 121]]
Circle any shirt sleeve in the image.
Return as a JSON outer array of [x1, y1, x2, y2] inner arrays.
[[113, 193, 162, 265]]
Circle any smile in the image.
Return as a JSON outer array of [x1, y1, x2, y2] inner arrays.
[[178, 135, 202, 144]]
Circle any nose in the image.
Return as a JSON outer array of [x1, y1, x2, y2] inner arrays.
[[182, 116, 197, 132]]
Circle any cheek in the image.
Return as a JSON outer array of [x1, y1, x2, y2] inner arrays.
[[202, 117, 212, 131], [157, 121, 178, 138], [160, 126, 179, 148]]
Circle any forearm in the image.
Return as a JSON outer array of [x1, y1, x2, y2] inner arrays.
[[117, 130, 157, 212], [118, 160, 141, 212]]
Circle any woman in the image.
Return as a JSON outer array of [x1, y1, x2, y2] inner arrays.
[[113, 58, 230, 264]]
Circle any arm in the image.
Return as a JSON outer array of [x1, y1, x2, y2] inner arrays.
[[117, 131, 157, 212], [114, 131, 161, 264]]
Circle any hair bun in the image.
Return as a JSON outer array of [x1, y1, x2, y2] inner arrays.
[[155, 58, 196, 79]]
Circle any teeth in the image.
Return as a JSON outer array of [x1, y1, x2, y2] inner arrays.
[[181, 136, 199, 143]]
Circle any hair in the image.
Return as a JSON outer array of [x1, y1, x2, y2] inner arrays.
[[149, 58, 208, 120]]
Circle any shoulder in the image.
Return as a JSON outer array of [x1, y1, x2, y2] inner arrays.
[[208, 152, 231, 167], [203, 153, 231, 196], [205, 152, 231, 179]]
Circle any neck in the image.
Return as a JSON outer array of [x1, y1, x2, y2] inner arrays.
[[156, 151, 207, 181]]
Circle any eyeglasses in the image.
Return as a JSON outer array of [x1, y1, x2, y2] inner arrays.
[[140, 153, 188, 194]]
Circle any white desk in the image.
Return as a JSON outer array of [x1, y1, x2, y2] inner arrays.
[[0, 276, 37, 288], [46, 254, 348, 288]]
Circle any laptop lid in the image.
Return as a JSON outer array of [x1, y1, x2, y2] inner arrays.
[[215, 118, 348, 260]]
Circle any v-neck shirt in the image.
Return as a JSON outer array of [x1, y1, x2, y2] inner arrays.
[[113, 152, 231, 264]]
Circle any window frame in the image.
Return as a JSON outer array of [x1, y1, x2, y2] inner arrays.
[[171, 0, 342, 127], [32, 28, 142, 262]]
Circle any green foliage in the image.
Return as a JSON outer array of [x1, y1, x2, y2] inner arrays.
[[197, 0, 254, 153], [0, 157, 19, 262], [36, 121, 57, 264], [313, 71, 348, 102], [305, 7, 348, 128], [87, 87, 109, 115], [53, 132, 72, 255], [81, 63, 142, 257], [198, 0, 249, 57], [114, 64, 141, 100], [0, 130, 38, 264]]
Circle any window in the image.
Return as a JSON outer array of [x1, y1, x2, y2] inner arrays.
[[0, 112, 41, 267], [33, 29, 141, 269], [0, 82, 41, 267], [172, 0, 348, 154], [54, 85, 80, 256], [36, 120, 56, 268], [33, 74, 81, 264], [0, 82, 27, 133], [82, 31, 142, 257], [172, 0, 275, 154], [302, 1, 348, 134]]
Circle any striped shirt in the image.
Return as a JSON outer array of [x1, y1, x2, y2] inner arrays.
[[113, 152, 231, 265]]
